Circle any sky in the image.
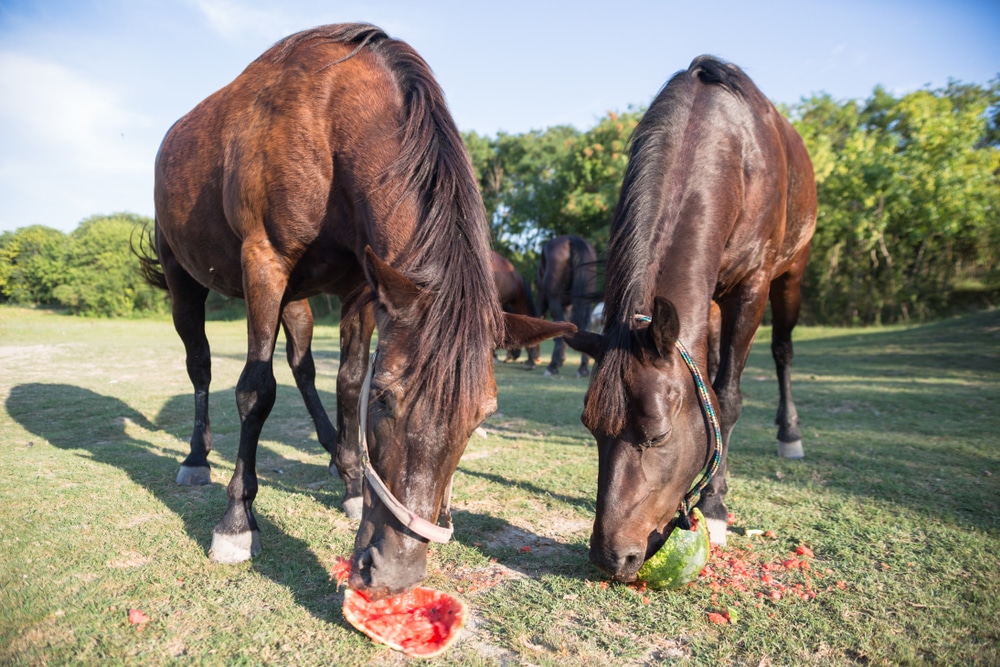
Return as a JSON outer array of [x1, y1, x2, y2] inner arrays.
[[0, 0, 998, 234]]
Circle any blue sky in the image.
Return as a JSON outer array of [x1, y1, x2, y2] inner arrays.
[[1, 0, 998, 233]]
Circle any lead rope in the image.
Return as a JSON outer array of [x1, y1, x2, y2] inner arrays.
[[358, 350, 454, 543], [634, 314, 722, 530]]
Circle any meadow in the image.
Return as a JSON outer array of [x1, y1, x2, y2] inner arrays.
[[1, 306, 997, 666]]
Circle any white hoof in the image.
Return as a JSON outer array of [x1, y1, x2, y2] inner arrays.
[[706, 518, 728, 546], [208, 530, 260, 564], [176, 465, 211, 486], [543, 368, 555, 377], [777, 440, 804, 459], [342, 496, 363, 521]]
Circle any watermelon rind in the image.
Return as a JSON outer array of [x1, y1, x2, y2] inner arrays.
[[637, 508, 710, 590]]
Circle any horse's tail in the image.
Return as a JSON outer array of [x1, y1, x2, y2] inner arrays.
[[130, 219, 168, 291], [519, 272, 538, 318], [569, 236, 598, 299]]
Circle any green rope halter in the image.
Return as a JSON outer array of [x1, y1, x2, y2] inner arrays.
[[634, 314, 721, 530]]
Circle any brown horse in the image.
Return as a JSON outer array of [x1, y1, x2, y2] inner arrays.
[[565, 56, 816, 582], [492, 251, 538, 363], [140, 24, 573, 598], [534, 235, 599, 377]]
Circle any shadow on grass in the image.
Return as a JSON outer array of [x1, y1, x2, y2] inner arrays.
[[5, 383, 352, 629]]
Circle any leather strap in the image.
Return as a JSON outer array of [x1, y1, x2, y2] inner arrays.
[[358, 351, 454, 543]]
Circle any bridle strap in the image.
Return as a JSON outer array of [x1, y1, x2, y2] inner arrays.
[[634, 314, 721, 528], [358, 350, 454, 543]]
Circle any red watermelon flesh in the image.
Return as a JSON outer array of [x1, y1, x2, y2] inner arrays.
[[331, 557, 467, 658]]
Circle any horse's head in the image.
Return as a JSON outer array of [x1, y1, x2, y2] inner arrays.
[[565, 297, 713, 582], [351, 249, 575, 598]]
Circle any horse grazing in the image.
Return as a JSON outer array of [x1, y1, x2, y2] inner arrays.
[[565, 56, 816, 582], [492, 251, 538, 363], [140, 24, 573, 598], [534, 235, 598, 377]]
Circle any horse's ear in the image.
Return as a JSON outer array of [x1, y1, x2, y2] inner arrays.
[[649, 296, 680, 359], [564, 330, 605, 361], [364, 246, 425, 318], [500, 313, 576, 350]]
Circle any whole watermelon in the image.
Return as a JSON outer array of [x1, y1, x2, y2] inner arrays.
[[637, 508, 710, 590]]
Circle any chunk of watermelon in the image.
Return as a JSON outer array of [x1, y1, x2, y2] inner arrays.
[[637, 508, 711, 590], [332, 557, 467, 658]]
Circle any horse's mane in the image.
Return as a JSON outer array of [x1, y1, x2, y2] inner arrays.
[[272, 24, 502, 416], [584, 55, 756, 436]]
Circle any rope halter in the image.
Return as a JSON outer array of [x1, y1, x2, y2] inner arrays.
[[634, 314, 721, 530]]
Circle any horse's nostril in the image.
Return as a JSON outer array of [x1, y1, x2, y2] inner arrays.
[[623, 550, 643, 571]]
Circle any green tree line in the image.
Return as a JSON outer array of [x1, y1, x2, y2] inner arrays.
[[466, 80, 999, 325], [2, 80, 997, 324]]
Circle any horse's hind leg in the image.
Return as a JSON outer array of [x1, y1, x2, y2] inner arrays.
[[544, 300, 567, 376], [570, 296, 592, 377], [209, 242, 286, 563], [280, 299, 337, 458], [162, 250, 213, 486], [333, 298, 375, 520], [769, 246, 809, 459]]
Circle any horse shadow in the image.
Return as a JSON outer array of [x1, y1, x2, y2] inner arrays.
[[4, 383, 350, 627], [5, 382, 582, 603]]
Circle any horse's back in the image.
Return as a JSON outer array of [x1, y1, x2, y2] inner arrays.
[[677, 57, 815, 284], [153, 25, 401, 296]]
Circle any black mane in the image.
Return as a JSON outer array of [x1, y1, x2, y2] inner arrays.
[[585, 55, 756, 435]]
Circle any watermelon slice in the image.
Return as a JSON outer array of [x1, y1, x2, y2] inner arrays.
[[637, 508, 711, 590], [331, 557, 467, 658]]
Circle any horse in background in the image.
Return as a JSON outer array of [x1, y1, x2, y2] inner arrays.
[[533, 235, 598, 377], [566, 55, 816, 582], [139, 23, 573, 599], [491, 251, 538, 364]]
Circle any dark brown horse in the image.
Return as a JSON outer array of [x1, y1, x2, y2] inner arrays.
[[534, 235, 598, 377], [492, 251, 538, 363], [565, 56, 816, 582], [140, 24, 573, 598]]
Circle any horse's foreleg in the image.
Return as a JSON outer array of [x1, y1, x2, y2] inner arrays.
[[544, 300, 567, 376], [209, 247, 284, 564], [334, 300, 375, 520], [769, 246, 810, 459], [698, 276, 770, 546], [281, 299, 337, 457], [165, 255, 213, 486]]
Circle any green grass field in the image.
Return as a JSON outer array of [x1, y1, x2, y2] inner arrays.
[[1, 306, 997, 665]]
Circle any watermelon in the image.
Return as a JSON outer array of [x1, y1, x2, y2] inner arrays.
[[637, 508, 711, 590], [331, 557, 467, 658]]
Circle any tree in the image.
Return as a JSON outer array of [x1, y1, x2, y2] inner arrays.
[[50, 213, 169, 317], [0, 225, 69, 304]]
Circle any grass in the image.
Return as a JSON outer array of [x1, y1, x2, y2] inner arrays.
[[0, 305, 997, 665]]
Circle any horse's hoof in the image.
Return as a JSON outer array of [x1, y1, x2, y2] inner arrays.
[[576, 368, 590, 378], [176, 465, 211, 486], [706, 518, 728, 546], [342, 496, 363, 521], [777, 439, 804, 459], [208, 529, 261, 563], [544, 368, 558, 377]]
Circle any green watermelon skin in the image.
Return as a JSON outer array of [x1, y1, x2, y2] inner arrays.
[[637, 508, 710, 590]]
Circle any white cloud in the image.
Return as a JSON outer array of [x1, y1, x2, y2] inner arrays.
[[191, 0, 299, 42], [0, 51, 150, 174]]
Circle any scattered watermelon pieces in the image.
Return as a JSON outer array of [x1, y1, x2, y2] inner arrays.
[[695, 537, 846, 611], [707, 611, 728, 624], [331, 556, 467, 658], [637, 508, 711, 590], [127, 608, 150, 626]]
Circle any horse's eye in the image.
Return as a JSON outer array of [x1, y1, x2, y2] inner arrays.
[[641, 429, 671, 448]]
